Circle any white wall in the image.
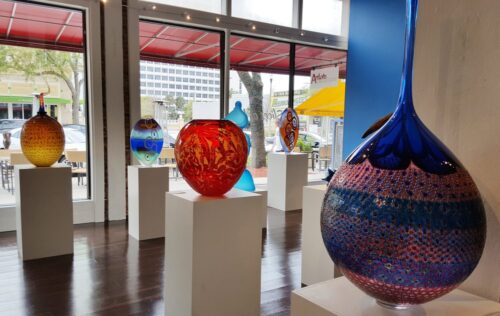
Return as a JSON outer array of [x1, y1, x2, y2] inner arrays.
[[414, 0, 500, 302]]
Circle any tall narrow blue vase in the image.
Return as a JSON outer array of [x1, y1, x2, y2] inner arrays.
[[321, 0, 486, 309]]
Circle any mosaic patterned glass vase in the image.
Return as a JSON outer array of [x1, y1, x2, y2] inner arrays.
[[278, 108, 299, 153], [321, 0, 486, 309], [175, 120, 248, 196], [21, 94, 65, 167], [130, 117, 164, 166]]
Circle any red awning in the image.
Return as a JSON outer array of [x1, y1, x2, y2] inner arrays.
[[0, 1, 347, 76], [140, 21, 347, 77], [0, 0, 83, 52]]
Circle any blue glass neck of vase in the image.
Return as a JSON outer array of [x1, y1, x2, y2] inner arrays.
[[396, 0, 418, 115]]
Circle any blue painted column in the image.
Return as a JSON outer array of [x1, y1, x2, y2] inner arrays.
[[343, 0, 407, 158]]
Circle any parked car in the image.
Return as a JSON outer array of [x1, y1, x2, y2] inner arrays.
[[63, 124, 87, 135], [0, 119, 26, 134], [8, 127, 87, 151], [298, 131, 326, 148]]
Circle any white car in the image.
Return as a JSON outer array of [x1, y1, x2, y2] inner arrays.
[[7, 127, 87, 151]]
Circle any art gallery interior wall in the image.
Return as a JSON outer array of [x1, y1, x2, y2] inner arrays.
[[342, 0, 406, 157], [343, 0, 500, 302], [413, 0, 500, 302]]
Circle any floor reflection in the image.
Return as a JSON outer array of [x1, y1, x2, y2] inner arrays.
[[0, 207, 301, 315]]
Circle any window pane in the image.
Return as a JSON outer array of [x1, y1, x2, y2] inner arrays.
[[294, 44, 347, 180], [232, 0, 293, 27], [0, 0, 90, 204], [229, 35, 290, 187], [141, 0, 221, 14], [302, 0, 343, 35], [139, 21, 221, 191]]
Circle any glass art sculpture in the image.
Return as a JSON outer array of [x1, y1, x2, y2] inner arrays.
[[21, 93, 65, 167], [278, 108, 299, 153], [321, 0, 486, 309], [225, 101, 256, 192], [175, 120, 248, 196], [130, 117, 164, 166]]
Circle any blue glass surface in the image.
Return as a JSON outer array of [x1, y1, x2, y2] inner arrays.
[[346, 0, 460, 175], [234, 169, 256, 192], [130, 118, 164, 166], [225, 101, 249, 129]]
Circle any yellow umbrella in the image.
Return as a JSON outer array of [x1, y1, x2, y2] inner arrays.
[[295, 82, 345, 117]]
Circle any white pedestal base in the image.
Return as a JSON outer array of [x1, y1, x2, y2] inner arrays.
[[165, 189, 263, 316], [128, 165, 169, 240], [255, 189, 268, 229], [292, 277, 500, 316], [15, 165, 73, 261], [301, 185, 340, 285], [267, 153, 308, 211]]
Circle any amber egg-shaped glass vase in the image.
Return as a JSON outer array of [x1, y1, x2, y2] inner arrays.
[[175, 120, 248, 196], [21, 103, 65, 167]]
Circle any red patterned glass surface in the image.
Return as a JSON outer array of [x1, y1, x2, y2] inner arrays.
[[175, 120, 248, 196]]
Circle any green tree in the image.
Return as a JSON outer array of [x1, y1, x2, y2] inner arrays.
[[164, 94, 175, 106], [237, 71, 266, 168], [175, 96, 186, 111], [0, 45, 84, 124], [184, 101, 193, 121]]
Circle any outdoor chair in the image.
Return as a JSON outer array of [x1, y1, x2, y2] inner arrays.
[[65, 150, 87, 185], [318, 145, 332, 171], [160, 147, 179, 179]]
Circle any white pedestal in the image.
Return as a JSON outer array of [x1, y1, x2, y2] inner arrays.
[[255, 189, 268, 229], [302, 185, 340, 286], [165, 189, 263, 316], [267, 152, 308, 211], [15, 165, 73, 261], [292, 277, 500, 316], [128, 165, 169, 240]]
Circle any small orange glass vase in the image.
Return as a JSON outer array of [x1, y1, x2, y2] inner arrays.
[[175, 120, 248, 196], [21, 94, 65, 167]]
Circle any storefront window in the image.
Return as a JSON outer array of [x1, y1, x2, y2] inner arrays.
[[0, 0, 89, 204], [229, 35, 290, 186], [293, 44, 347, 179], [0, 104, 7, 119], [139, 21, 222, 190]]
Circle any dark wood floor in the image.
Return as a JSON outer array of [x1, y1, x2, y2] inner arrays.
[[0, 208, 302, 316]]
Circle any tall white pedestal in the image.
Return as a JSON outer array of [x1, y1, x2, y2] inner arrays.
[[15, 165, 73, 261], [128, 165, 169, 240], [268, 152, 308, 211], [301, 185, 340, 285], [292, 277, 500, 316], [255, 189, 268, 229], [165, 189, 263, 316]]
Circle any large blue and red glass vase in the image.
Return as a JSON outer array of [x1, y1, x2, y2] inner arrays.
[[321, 0, 486, 309]]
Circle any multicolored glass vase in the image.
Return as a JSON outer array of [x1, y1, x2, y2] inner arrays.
[[278, 108, 299, 153], [321, 0, 486, 309], [225, 101, 256, 192], [21, 93, 65, 167], [130, 117, 164, 166], [175, 120, 248, 196]]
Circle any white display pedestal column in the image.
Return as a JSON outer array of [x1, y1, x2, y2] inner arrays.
[[292, 277, 500, 316], [301, 185, 341, 285], [15, 165, 73, 261], [128, 165, 169, 240], [255, 189, 268, 230], [165, 189, 263, 316], [267, 152, 308, 211]]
